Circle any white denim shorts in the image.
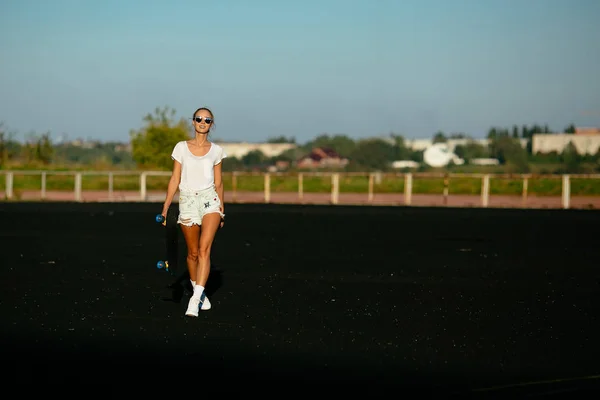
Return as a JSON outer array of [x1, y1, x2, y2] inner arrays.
[[177, 186, 224, 227]]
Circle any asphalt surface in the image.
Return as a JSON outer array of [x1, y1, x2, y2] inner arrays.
[[1, 201, 599, 396]]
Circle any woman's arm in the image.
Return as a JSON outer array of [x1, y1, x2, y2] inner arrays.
[[162, 160, 182, 218]]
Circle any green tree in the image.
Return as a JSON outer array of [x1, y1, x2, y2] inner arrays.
[[130, 106, 191, 170], [432, 131, 447, 143], [21, 131, 44, 165], [278, 146, 307, 164], [221, 156, 244, 172], [348, 138, 396, 170], [36, 132, 54, 164], [562, 142, 582, 173], [489, 136, 529, 172], [564, 124, 576, 134], [0, 123, 7, 167], [512, 125, 519, 139], [303, 134, 356, 158], [454, 140, 490, 161], [487, 127, 499, 140], [390, 134, 412, 160], [267, 136, 295, 143], [242, 150, 267, 167]]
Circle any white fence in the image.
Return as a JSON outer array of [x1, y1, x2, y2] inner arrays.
[[1, 170, 599, 209], [1, 170, 170, 202]]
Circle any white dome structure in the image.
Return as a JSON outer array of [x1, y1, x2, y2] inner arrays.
[[423, 142, 464, 167]]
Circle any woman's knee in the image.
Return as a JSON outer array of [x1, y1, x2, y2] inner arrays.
[[199, 246, 212, 259], [186, 250, 199, 262]]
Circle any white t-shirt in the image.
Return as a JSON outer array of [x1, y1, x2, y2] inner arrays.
[[171, 141, 227, 191]]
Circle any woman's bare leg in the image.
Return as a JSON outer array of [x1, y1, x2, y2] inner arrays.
[[196, 213, 222, 288], [180, 224, 201, 283], [183, 213, 220, 316]]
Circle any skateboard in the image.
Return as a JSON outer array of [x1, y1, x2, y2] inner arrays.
[[155, 207, 179, 276], [154, 208, 194, 304]]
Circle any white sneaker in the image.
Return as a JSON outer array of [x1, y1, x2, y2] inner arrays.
[[201, 295, 211, 311], [185, 295, 201, 317]]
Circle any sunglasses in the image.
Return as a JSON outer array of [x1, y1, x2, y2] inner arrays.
[[193, 117, 213, 124]]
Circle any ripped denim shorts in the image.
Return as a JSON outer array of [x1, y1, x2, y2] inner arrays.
[[177, 186, 224, 227]]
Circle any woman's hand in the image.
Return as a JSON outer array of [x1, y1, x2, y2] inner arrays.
[[160, 204, 169, 226]]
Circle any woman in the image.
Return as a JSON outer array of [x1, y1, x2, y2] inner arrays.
[[160, 107, 227, 317]]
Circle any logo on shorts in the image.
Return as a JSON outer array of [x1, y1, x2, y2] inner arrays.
[[204, 202, 210, 208]]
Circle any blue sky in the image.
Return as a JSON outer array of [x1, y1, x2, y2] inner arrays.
[[1, 0, 599, 144]]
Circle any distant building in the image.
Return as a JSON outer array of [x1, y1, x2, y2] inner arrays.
[[268, 160, 291, 172], [532, 127, 600, 155], [67, 139, 99, 149], [115, 143, 132, 152], [574, 127, 600, 135], [297, 147, 348, 169], [391, 160, 419, 169], [404, 138, 527, 152], [470, 158, 500, 166], [216, 141, 297, 159]]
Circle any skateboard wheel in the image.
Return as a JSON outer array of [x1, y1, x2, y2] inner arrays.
[[155, 214, 165, 223], [157, 261, 166, 269]]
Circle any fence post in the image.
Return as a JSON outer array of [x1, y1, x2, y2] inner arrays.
[[108, 172, 114, 201], [443, 174, 449, 206], [368, 173, 374, 203], [404, 173, 412, 206], [298, 173, 303, 201], [264, 173, 270, 203], [331, 173, 339, 204], [481, 174, 490, 207], [140, 172, 147, 201], [562, 175, 570, 209], [41, 171, 47, 200], [5, 172, 13, 200], [74, 173, 82, 202], [232, 172, 237, 202], [522, 176, 528, 207]]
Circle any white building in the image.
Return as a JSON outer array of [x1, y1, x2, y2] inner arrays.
[[532, 131, 600, 155], [391, 160, 419, 169], [404, 138, 527, 152], [215, 142, 297, 159]]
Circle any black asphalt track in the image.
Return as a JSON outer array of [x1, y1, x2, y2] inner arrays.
[[1, 202, 599, 396]]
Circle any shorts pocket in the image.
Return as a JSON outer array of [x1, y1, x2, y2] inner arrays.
[[178, 195, 196, 218]]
